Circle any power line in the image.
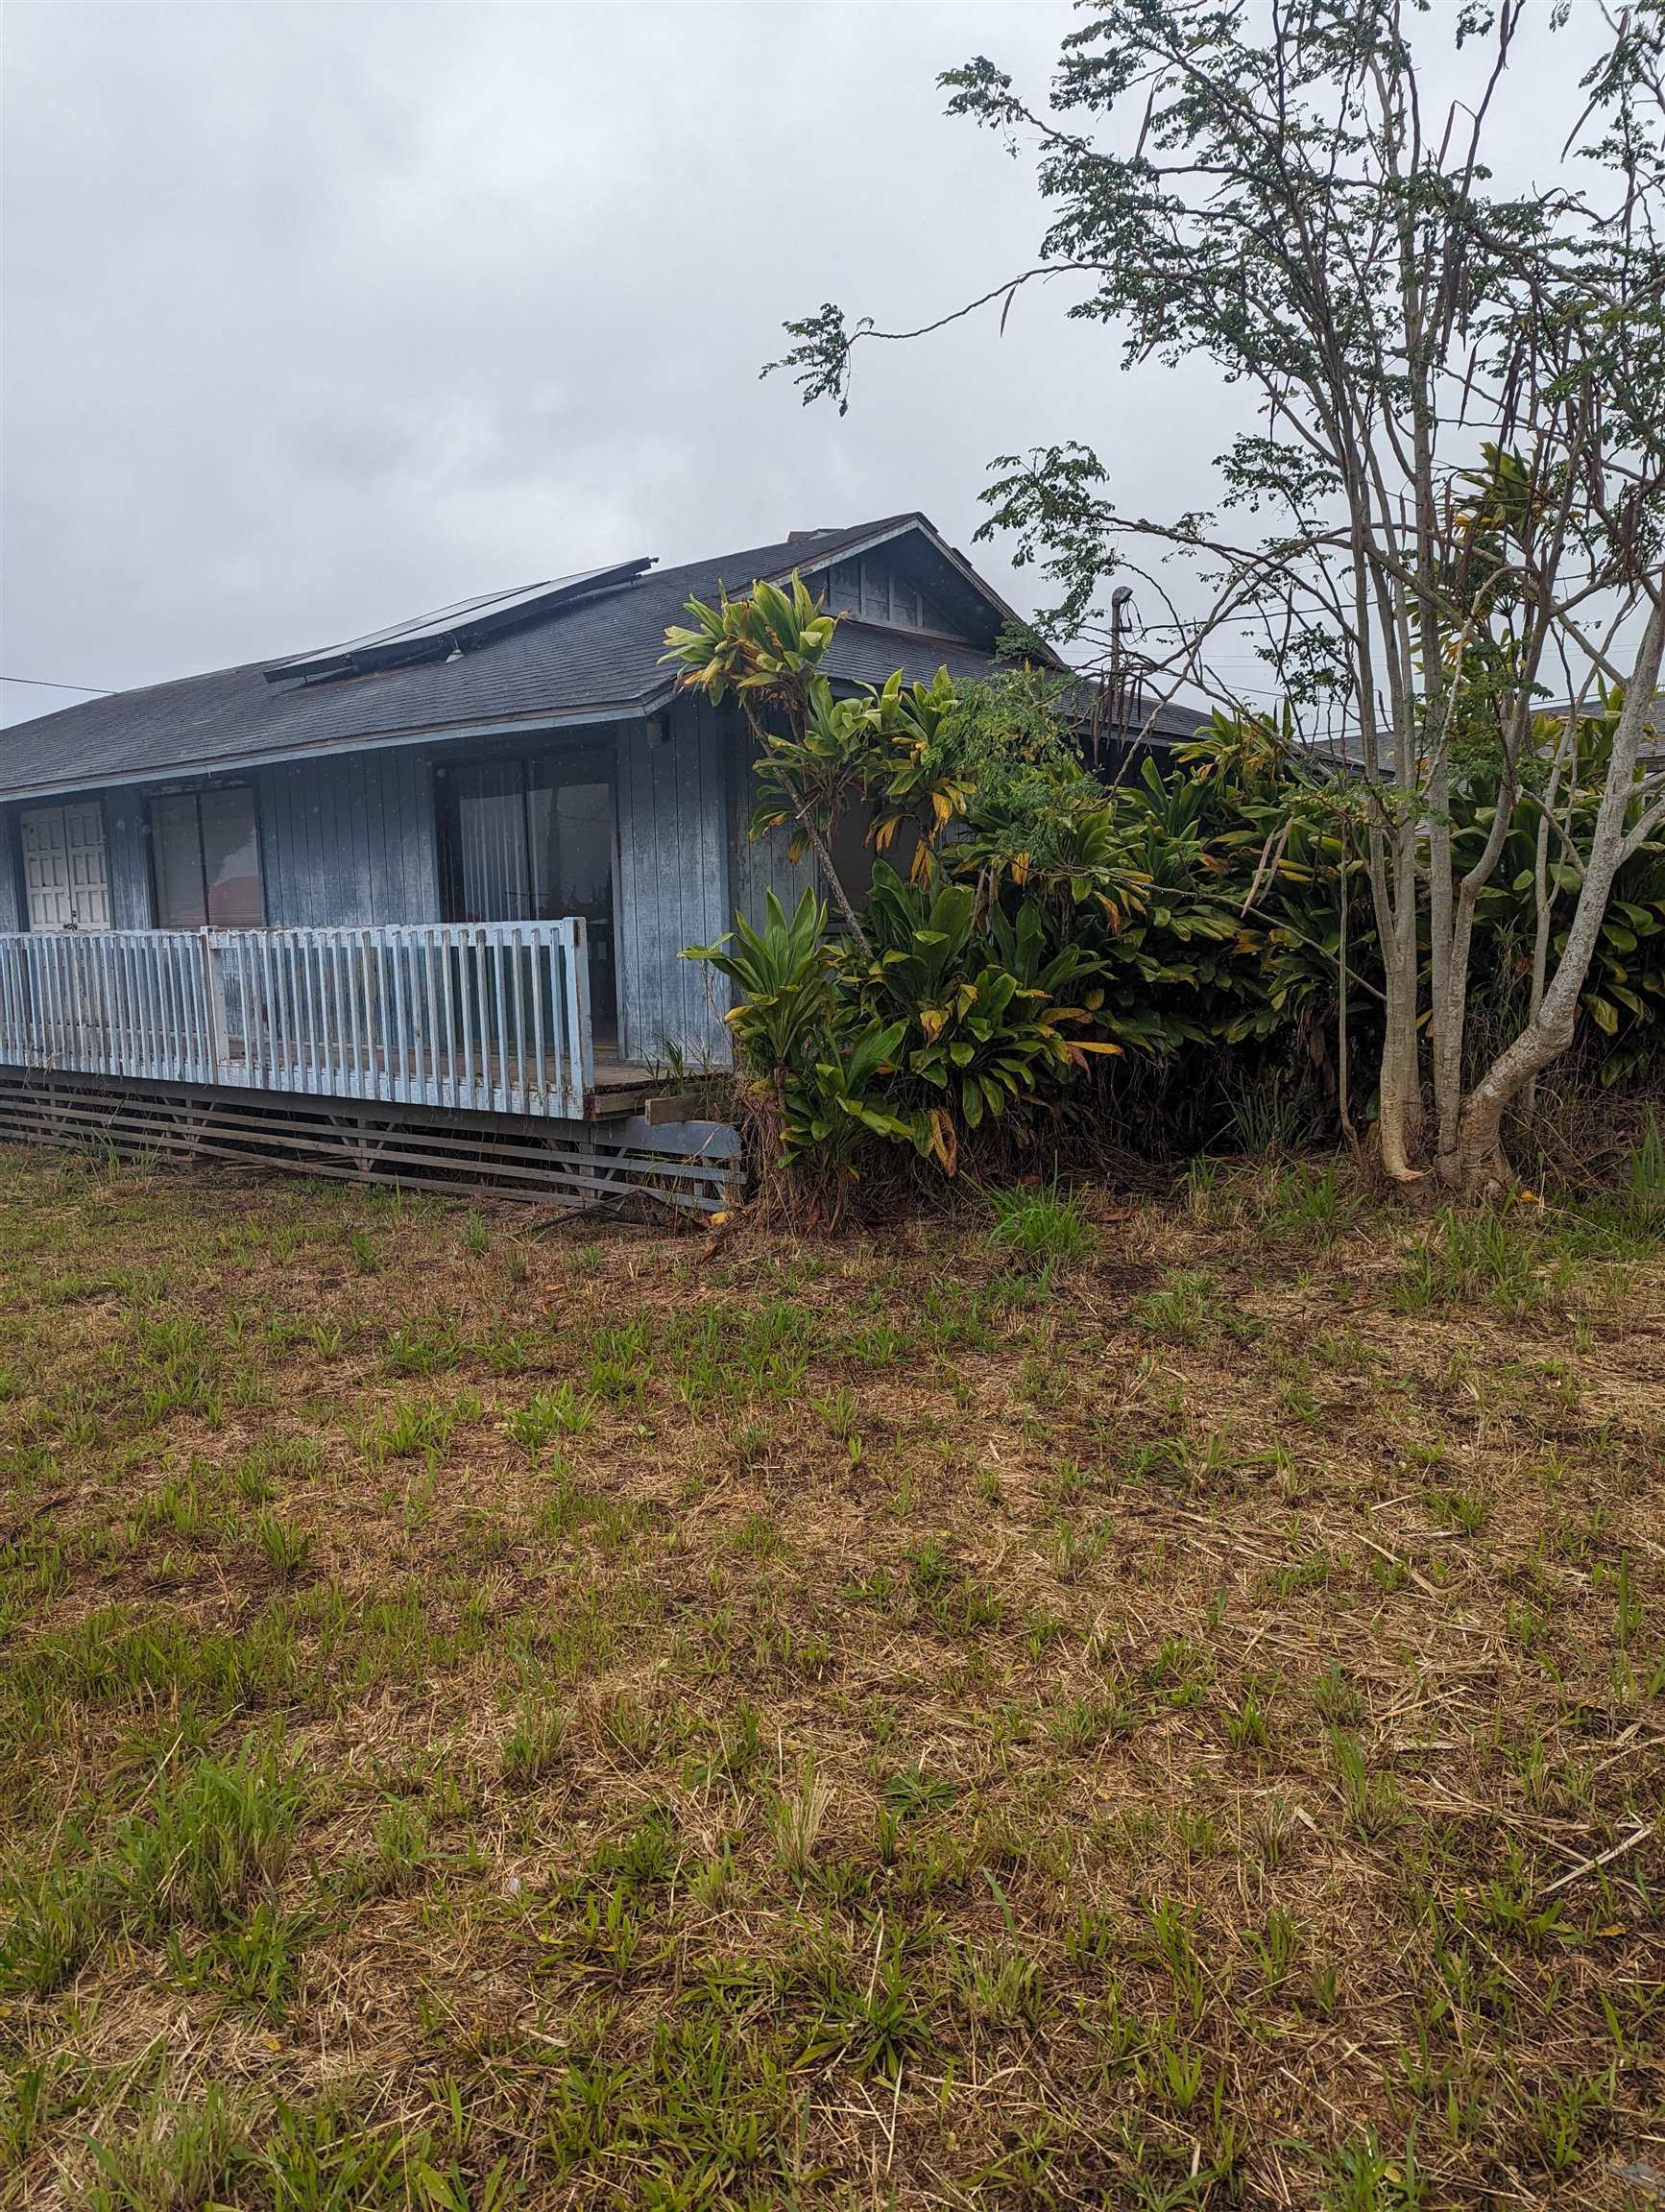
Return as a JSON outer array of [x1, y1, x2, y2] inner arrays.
[[1133, 616, 1320, 637], [0, 674, 116, 695]]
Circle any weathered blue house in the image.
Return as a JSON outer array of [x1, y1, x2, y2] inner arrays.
[[0, 514, 1196, 1205]]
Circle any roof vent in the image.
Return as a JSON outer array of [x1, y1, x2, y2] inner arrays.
[[786, 527, 844, 544]]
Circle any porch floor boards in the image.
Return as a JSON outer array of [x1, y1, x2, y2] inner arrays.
[[207, 1037, 661, 1118], [590, 1052, 664, 1117]]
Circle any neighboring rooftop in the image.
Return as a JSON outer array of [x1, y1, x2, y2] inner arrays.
[[1323, 690, 1665, 773], [0, 514, 1212, 802]]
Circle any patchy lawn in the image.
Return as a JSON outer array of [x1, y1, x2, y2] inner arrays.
[[0, 1144, 1660, 2211]]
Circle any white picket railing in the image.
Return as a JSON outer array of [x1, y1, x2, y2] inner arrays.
[[0, 921, 594, 1118]]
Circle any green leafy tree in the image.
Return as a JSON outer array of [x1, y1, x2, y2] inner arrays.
[[771, 0, 1665, 1195]]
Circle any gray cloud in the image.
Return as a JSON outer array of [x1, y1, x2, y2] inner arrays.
[[1, 1, 1611, 726]]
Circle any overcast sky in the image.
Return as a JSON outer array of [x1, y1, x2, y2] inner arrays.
[[1, 1, 1612, 731]]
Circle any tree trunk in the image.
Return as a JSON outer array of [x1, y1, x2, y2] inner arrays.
[[1374, 824, 1425, 1180], [799, 806, 872, 956], [1452, 997, 1576, 1196], [1451, 592, 1665, 1197], [1378, 991, 1423, 1179], [1427, 750, 1461, 1175]]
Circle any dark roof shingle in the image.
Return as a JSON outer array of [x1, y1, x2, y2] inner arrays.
[[1, 519, 989, 798], [0, 514, 1209, 799]]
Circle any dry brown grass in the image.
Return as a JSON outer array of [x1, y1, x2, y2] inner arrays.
[[0, 1144, 1660, 2210]]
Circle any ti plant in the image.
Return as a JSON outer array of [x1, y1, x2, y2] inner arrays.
[[857, 863, 1119, 1173], [668, 588, 1665, 1211], [663, 575, 875, 943], [686, 888, 911, 1218], [664, 577, 983, 942]]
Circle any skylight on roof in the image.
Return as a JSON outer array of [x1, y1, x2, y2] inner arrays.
[[262, 559, 654, 685]]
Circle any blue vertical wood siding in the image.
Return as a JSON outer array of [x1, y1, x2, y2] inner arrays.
[[253, 750, 439, 926], [6, 720, 746, 1075], [821, 552, 962, 638], [615, 697, 733, 1068], [104, 795, 152, 927], [2, 756, 437, 934], [725, 720, 819, 935], [0, 810, 21, 932]]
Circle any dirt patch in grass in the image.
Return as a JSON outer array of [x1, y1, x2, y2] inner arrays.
[[1, 1144, 1661, 2209]]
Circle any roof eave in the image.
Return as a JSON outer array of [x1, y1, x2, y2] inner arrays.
[[0, 697, 654, 806]]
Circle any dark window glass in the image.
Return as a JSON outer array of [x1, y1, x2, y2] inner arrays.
[[826, 801, 920, 923], [200, 787, 263, 925], [152, 796, 207, 927], [529, 778, 612, 918], [151, 789, 262, 927], [828, 800, 877, 918], [533, 760, 615, 1042]]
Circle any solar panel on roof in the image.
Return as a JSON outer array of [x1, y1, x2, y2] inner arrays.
[[262, 560, 655, 684]]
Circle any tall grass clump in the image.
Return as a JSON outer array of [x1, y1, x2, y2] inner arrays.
[[984, 1180, 1096, 1265]]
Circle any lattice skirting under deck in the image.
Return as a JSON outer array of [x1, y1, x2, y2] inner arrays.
[[0, 1068, 740, 1216]]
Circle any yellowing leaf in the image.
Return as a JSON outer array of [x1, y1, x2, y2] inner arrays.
[[929, 1108, 958, 1175]]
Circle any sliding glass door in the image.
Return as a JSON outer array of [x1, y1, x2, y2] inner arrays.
[[438, 747, 617, 1043], [150, 786, 264, 928]]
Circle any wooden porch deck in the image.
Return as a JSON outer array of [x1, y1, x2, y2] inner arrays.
[[197, 1034, 664, 1119]]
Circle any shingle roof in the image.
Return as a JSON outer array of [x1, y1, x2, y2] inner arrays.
[[0, 514, 1208, 801]]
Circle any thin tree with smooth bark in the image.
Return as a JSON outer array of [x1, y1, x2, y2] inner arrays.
[[772, 0, 1665, 1194]]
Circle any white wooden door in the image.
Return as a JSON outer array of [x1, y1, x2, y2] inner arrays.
[[21, 804, 110, 930]]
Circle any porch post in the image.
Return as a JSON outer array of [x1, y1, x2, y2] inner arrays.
[[202, 931, 230, 1084]]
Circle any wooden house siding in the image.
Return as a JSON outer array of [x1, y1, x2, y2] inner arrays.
[[2, 753, 439, 937], [104, 797, 152, 929], [0, 812, 21, 933], [725, 721, 819, 937], [254, 751, 440, 927], [0, 516, 1042, 1137], [615, 696, 733, 1068], [821, 550, 966, 639]]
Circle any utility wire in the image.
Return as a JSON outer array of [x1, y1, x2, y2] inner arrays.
[[0, 675, 116, 695]]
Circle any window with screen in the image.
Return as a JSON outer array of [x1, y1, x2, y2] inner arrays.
[[150, 787, 263, 927]]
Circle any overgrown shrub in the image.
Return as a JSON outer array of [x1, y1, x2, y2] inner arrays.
[[666, 583, 1664, 1213]]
